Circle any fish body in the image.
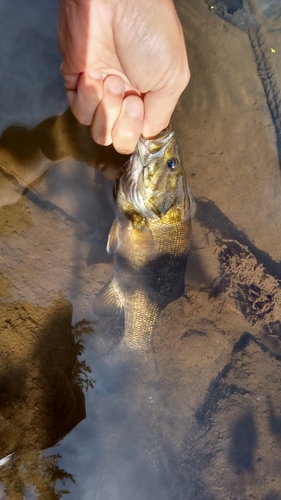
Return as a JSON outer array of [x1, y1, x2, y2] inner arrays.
[[95, 126, 192, 351]]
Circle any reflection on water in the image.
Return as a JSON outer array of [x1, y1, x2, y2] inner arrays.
[[72, 320, 96, 391], [1, 0, 281, 498], [0, 451, 75, 500]]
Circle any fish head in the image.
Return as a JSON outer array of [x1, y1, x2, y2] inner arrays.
[[117, 125, 189, 223], [138, 126, 184, 217]]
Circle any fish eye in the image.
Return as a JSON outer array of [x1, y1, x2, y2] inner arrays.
[[167, 157, 178, 170]]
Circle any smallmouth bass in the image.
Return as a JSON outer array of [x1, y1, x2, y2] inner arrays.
[[94, 125, 192, 352]]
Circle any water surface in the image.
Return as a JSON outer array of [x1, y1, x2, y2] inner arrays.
[[0, 1, 281, 499]]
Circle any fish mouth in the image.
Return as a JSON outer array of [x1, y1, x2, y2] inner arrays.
[[141, 124, 172, 142], [119, 128, 175, 220], [138, 125, 175, 162], [118, 125, 188, 221]]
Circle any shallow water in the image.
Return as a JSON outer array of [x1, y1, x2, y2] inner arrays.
[[1, 1, 281, 499]]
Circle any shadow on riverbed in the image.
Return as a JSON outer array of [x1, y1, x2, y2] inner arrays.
[[0, 299, 90, 459]]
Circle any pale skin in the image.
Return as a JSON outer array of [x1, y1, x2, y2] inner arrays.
[[58, 0, 190, 154]]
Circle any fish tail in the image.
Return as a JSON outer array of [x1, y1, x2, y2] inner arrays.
[[120, 329, 155, 352], [120, 303, 159, 352]]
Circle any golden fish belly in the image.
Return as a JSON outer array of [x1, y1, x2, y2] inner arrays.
[[112, 215, 192, 351]]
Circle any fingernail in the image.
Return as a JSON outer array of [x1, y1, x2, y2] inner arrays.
[[106, 77, 124, 95], [125, 98, 143, 119], [88, 69, 102, 80]]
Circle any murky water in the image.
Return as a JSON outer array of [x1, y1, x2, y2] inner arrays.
[[1, 0, 281, 499]]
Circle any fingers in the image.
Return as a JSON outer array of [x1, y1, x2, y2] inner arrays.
[[90, 75, 125, 146], [63, 69, 189, 152], [142, 90, 174, 138], [64, 72, 143, 154], [111, 95, 144, 154], [90, 77, 144, 154], [142, 66, 191, 138], [64, 70, 104, 126]]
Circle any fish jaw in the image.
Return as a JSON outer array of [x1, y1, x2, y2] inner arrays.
[[137, 125, 175, 164]]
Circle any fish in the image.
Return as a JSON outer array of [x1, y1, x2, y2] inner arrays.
[[94, 125, 192, 352]]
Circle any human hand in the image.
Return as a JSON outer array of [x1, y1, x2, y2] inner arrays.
[[58, 0, 190, 154]]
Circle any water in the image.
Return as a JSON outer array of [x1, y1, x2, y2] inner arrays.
[[0, 0, 281, 498]]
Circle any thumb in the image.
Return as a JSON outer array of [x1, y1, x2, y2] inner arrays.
[[142, 61, 190, 137], [142, 89, 178, 138]]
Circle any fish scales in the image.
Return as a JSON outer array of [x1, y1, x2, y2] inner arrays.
[[113, 218, 191, 350], [94, 126, 192, 352]]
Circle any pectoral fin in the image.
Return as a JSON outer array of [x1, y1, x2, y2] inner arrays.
[[140, 227, 156, 260], [93, 278, 123, 317], [134, 224, 156, 261], [106, 219, 119, 255]]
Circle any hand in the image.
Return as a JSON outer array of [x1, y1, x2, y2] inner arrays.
[[58, 0, 190, 154]]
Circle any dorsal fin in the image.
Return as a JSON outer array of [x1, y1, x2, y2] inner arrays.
[[92, 278, 123, 317]]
